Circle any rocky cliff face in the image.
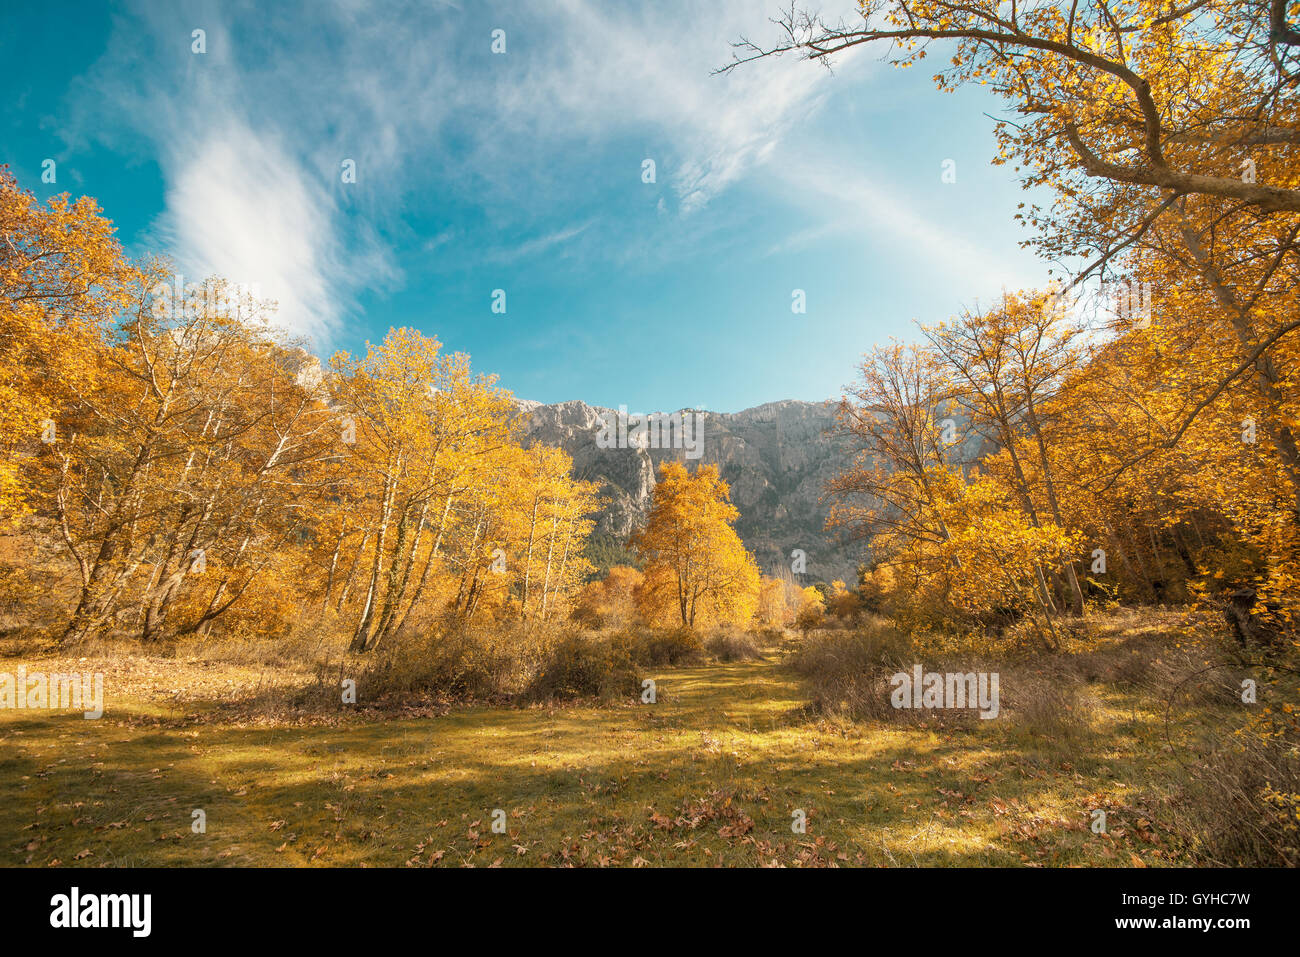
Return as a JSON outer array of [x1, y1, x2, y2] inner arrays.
[[515, 398, 861, 583]]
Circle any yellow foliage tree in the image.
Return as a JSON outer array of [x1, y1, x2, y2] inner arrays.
[[633, 462, 760, 628], [0, 167, 134, 526]]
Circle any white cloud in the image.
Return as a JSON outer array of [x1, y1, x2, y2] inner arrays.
[[67, 2, 412, 347], [490, 0, 862, 213], [488, 220, 596, 263], [72, 0, 1028, 341], [152, 120, 357, 343]]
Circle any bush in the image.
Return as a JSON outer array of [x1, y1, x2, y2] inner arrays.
[[352, 623, 647, 706], [1171, 719, 1300, 866], [525, 634, 641, 703], [569, 604, 604, 630], [752, 625, 787, 644], [356, 622, 552, 702], [705, 627, 763, 662], [615, 626, 703, 667], [791, 624, 911, 720], [794, 605, 824, 634], [1164, 662, 1300, 866], [998, 667, 1096, 741]]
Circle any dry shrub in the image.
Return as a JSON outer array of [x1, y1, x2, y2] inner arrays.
[[355, 623, 641, 706], [790, 623, 912, 721], [998, 666, 1097, 741], [995, 614, 1091, 655], [570, 605, 604, 630], [0, 563, 52, 636], [1172, 727, 1300, 866], [524, 634, 641, 703], [357, 621, 556, 703], [794, 605, 825, 634], [186, 609, 350, 669], [750, 624, 787, 645], [614, 626, 703, 667], [1158, 658, 1300, 866], [0, 526, 80, 643], [794, 620, 1106, 734], [1108, 644, 1160, 687], [705, 626, 763, 662]]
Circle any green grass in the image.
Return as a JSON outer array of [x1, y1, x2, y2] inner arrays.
[[0, 654, 1202, 867]]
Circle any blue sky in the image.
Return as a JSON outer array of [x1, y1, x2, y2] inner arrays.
[[2, 0, 1051, 413]]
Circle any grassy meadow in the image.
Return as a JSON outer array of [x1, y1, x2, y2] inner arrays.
[[0, 610, 1273, 868]]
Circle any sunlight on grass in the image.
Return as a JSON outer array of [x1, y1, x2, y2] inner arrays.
[[0, 648, 1216, 868]]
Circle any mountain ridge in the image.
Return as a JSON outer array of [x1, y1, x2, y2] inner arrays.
[[514, 397, 860, 583]]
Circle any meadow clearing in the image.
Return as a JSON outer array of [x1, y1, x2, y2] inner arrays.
[[0, 610, 1272, 868]]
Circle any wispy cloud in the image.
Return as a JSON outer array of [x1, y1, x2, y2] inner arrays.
[[150, 121, 362, 342], [65, 0, 985, 343], [500, 0, 854, 214], [777, 153, 1044, 295], [66, 2, 410, 346], [487, 220, 596, 263]]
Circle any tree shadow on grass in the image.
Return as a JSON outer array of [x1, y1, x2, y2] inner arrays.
[[0, 656, 1205, 867]]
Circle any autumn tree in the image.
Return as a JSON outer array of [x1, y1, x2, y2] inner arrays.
[[1, 168, 604, 648], [825, 579, 864, 620], [756, 572, 801, 626], [831, 323, 1087, 642], [794, 584, 826, 633], [633, 462, 761, 628], [51, 274, 334, 643], [740, 1, 1300, 636], [0, 167, 132, 526], [573, 564, 644, 627], [922, 290, 1088, 615], [328, 328, 536, 650], [827, 341, 965, 603]]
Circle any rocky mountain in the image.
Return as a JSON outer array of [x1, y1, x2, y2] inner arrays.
[[515, 398, 862, 583]]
